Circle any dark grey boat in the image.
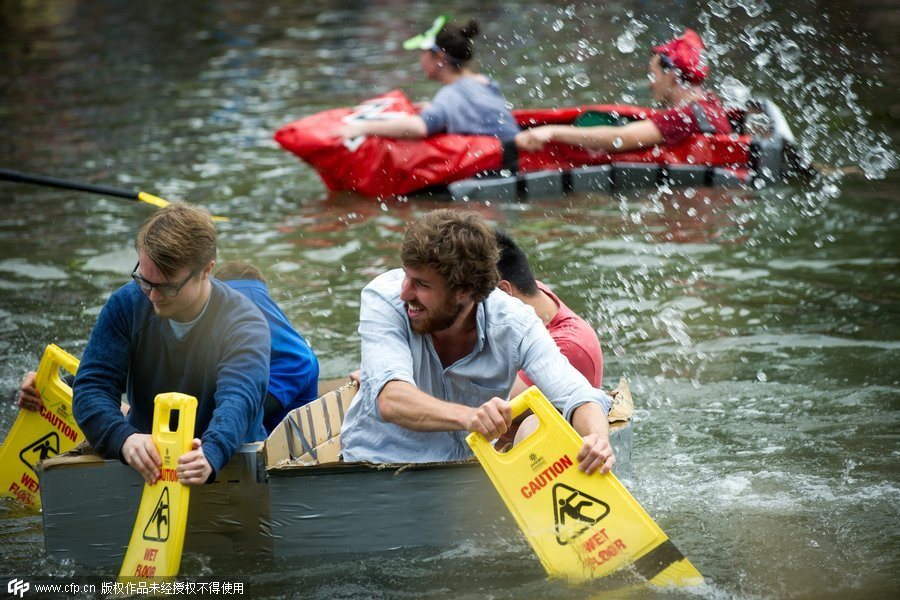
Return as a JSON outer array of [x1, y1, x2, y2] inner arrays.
[[37, 381, 634, 568]]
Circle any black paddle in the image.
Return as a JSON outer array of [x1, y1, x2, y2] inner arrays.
[[0, 168, 228, 221]]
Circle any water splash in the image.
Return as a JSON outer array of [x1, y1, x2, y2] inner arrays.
[[700, 3, 898, 183], [615, 18, 647, 54], [570, 72, 590, 88], [615, 31, 637, 54]]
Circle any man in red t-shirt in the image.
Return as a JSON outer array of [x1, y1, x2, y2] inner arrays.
[[495, 230, 603, 398], [515, 29, 731, 152]]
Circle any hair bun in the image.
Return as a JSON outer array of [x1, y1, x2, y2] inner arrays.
[[461, 19, 479, 39]]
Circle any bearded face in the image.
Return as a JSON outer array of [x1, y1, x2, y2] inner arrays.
[[400, 265, 466, 335], [405, 293, 464, 334]]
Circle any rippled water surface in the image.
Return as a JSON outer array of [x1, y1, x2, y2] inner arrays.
[[1, 1, 897, 598]]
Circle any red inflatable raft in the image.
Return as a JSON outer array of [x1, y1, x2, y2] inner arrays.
[[274, 90, 796, 200]]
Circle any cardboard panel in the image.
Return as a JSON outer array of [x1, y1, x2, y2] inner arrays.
[[267, 461, 521, 556], [267, 421, 634, 557], [570, 165, 612, 193], [522, 171, 564, 198], [612, 163, 660, 189], [448, 176, 518, 202], [39, 444, 268, 568], [664, 165, 708, 187], [265, 381, 358, 468]]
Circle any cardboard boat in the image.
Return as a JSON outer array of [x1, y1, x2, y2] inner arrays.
[[274, 90, 798, 199], [37, 379, 634, 567]]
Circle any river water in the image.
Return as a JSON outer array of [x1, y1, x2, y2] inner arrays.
[[0, 0, 897, 598]]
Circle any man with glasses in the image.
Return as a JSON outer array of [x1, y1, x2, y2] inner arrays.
[[515, 29, 731, 153], [72, 203, 270, 486]]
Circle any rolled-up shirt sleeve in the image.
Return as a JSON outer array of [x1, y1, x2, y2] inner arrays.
[[358, 283, 416, 418], [517, 317, 611, 420]]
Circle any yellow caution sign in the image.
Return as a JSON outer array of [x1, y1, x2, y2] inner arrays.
[[0, 344, 82, 509], [119, 392, 197, 582], [467, 387, 704, 586]]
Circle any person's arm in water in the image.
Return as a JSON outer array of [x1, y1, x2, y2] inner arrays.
[[515, 119, 664, 153], [336, 115, 428, 140]]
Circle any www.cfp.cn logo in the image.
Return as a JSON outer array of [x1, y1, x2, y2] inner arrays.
[[7, 579, 29, 598]]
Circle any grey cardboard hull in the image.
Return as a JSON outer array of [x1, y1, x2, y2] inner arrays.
[[38, 445, 269, 567], [37, 422, 632, 568]]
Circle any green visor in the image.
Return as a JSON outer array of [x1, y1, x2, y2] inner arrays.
[[402, 14, 449, 51]]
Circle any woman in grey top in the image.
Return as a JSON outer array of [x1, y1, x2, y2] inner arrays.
[[337, 15, 520, 142]]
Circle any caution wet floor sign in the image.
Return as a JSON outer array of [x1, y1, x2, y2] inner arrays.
[[119, 392, 196, 582], [467, 387, 704, 586], [0, 344, 83, 509]]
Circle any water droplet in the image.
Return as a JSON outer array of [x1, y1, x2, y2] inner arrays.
[[778, 40, 802, 73], [552, 19, 564, 32], [756, 371, 767, 382], [861, 145, 898, 179], [754, 51, 772, 68], [743, 0, 767, 17], [572, 72, 590, 88], [792, 22, 817, 35], [718, 76, 751, 107], [709, 1, 729, 17], [612, 137, 623, 149], [616, 31, 636, 54]]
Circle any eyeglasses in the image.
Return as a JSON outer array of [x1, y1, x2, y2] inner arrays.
[[131, 262, 198, 298]]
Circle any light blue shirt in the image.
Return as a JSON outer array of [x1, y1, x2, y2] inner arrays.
[[420, 76, 521, 141], [340, 269, 611, 463]]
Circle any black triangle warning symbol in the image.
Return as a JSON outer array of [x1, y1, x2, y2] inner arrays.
[[19, 432, 61, 470], [552, 482, 610, 545], [142, 487, 170, 542]]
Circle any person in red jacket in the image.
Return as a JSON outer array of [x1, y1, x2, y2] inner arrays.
[[515, 29, 731, 153]]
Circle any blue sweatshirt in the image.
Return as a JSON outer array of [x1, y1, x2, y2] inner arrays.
[[222, 279, 319, 432], [73, 278, 270, 474]]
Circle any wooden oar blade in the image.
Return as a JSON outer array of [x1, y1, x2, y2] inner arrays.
[[0, 344, 82, 510], [118, 392, 197, 582], [466, 386, 704, 587]]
